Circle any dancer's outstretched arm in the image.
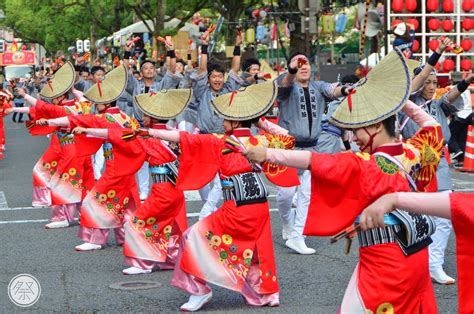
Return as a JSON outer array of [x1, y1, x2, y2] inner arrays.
[[148, 129, 181, 142], [359, 192, 451, 230], [243, 147, 312, 170]]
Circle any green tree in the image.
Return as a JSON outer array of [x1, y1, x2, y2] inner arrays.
[[125, 0, 210, 60], [210, 0, 261, 45], [1, 0, 133, 55]]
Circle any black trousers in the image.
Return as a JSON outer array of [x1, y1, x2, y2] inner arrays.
[[448, 113, 473, 160], [12, 102, 25, 123]]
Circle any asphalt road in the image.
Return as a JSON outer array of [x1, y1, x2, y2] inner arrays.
[[0, 118, 470, 312]]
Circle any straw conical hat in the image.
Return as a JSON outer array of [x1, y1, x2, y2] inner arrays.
[[406, 58, 421, 75], [39, 61, 75, 99], [211, 80, 278, 121], [84, 65, 128, 104], [330, 48, 411, 129], [260, 59, 278, 79], [134, 89, 192, 120]]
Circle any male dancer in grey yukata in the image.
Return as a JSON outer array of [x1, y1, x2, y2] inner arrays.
[[186, 28, 248, 219], [275, 52, 353, 255], [316, 75, 359, 155], [400, 66, 474, 284], [123, 37, 181, 201]]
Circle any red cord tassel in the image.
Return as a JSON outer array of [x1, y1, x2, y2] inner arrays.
[[97, 81, 103, 97], [347, 90, 356, 113], [47, 80, 54, 91], [228, 90, 237, 107]]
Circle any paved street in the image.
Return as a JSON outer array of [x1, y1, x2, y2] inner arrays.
[[0, 118, 470, 312]]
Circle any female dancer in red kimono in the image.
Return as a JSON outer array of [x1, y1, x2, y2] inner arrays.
[[13, 62, 77, 208], [360, 192, 474, 314], [244, 50, 444, 313], [0, 89, 13, 159], [68, 89, 191, 275], [8, 85, 96, 228], [147, 81, 298, 311], [43, 65, 145, 251]]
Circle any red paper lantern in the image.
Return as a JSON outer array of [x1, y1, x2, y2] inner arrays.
[[442, 19, 454, 32], [443, 59, 455, 72], [428, 18, 440, 31], [462, 0, 472, 12], [435, 62, 441, 71], [461, 58, 473, 71], [252, 9, 260, 18], [429, 39, 440, 51], [391, 19, 403, 28], [392, 0, 404, 12], [461, 38, 473, 51], [427, 0, 439, 12], [406, 0, 418, 11], [443, 0, 454, 12], [412, 39, 420, 52], [407, 18, 419, 31], [462, 18, 474, 31]]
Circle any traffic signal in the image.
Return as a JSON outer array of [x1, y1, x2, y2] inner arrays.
[[83, 39, 90, 52], [76, 39, 83, 53]]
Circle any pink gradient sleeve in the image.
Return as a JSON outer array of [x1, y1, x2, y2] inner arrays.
[[47, 116, 70, 127], [148, 129, 181, 142], [402, 100, 437, 127], [10, 107, 30, 113], [396, 192, 451, 219], [24, 94, 38, 107], [266, 148, 311, 169], [86, 128, 108, 139], [257, 118, 289, 135], [71, 89, 87, 102]]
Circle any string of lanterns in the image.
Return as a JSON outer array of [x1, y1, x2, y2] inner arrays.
[[391, 0, 473, 72]]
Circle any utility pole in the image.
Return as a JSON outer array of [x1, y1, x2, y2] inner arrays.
[[90, 23, 96, 63], [304, 0, 310, 56]]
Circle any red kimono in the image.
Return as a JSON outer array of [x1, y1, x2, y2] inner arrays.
[[123, 126, 187, 267], [67, 109, 144, 230], [450, 193, 474, 314], [171, 129, 297, 304], [29, 100, 96, 205], [0, 98, 12, 159], [304, 125, 444, 313]]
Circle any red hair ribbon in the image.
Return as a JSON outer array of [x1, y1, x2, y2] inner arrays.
[[97, 81, 103, 97], [347, 89, 356, 113], [47, 80, 54, 91], [228, 90, 238, 107]]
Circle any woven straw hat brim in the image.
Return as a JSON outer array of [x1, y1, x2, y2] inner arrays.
[[84, 65, 128, 104], [211, 80, 278, 121], [330, 48, 411, 129], [134, 89, 192, 120], [39, 61, 75, 99], [406, 59, 421, 76]]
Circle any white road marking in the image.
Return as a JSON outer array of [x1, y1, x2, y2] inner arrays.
[[0, 191, 8, 209], [0, 195, 277, 211], [185, 191, 277, 201], [0, 208, 280, 224], [184, 191, 203, 201], [0, 206, 40, 211]]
